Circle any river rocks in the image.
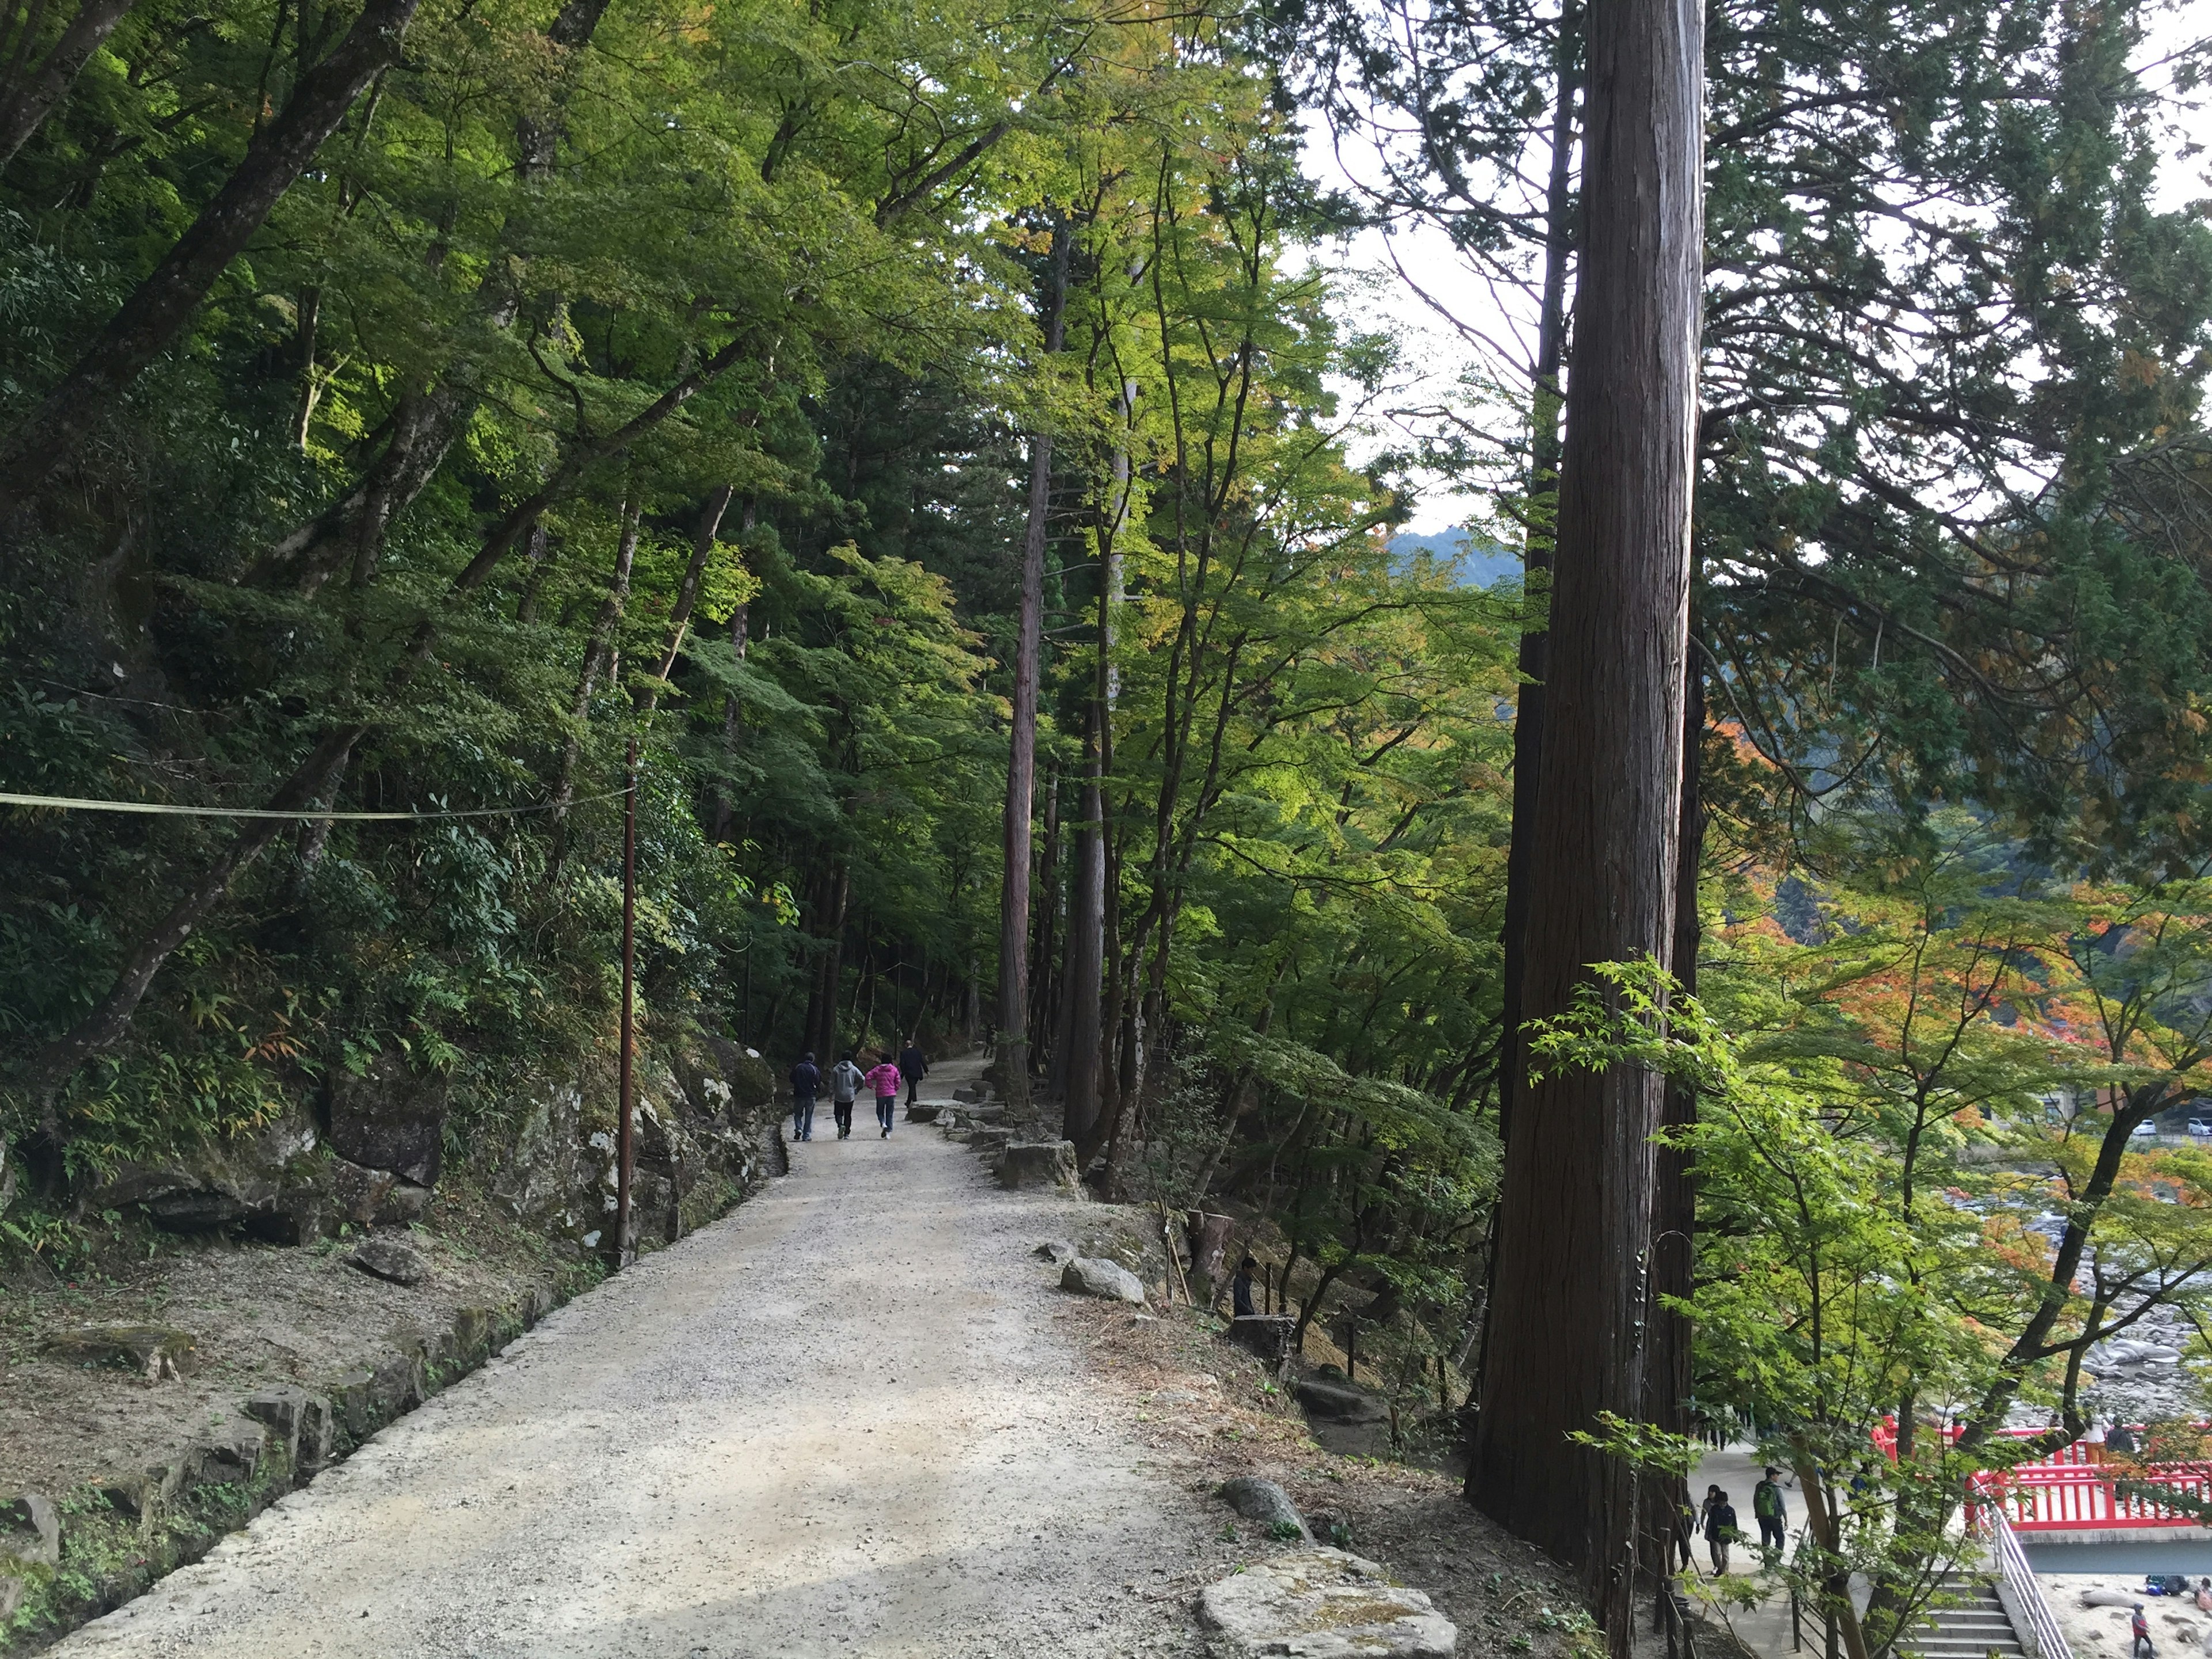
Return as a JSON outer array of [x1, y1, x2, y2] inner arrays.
[[999, 1141, 1079, 1191], [46, 1325, 199, 1382], [346, 1237, 427, 1286], [1296, 1375, 1390, 1425], [329, 1056, 449, 1187], [1215, 1478, 1310, 1540], [1198, 1548, 1457, 1658], [1062, 1255, 1147, 1305]]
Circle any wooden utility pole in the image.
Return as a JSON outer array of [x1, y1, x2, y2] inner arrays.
[[1466, 0, 1703, 1646], [996, 214, 1072, 1108]]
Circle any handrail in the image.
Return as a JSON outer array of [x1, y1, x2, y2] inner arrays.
[[1985, 1507, 2073, 1659]]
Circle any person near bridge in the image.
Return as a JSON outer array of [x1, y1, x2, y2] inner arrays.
[[865, 1052, 903, 1138], [899, 1036, 928, 1107], [788, 1052, 819, 1142], [830, 1052, 863, 1139]]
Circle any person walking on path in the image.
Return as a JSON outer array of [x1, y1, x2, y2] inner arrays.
[[865, 1052, 902, 1138], [899, 1036, 928, 1108], [830, 1051, 863, 1140], [789, 1051, 820, 1142], [2134, 1604, 2155, 1658], [1753, 1467, 1787, 1556], [1701, 1486, 1738, 1575]]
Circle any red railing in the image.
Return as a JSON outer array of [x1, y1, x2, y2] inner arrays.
[[1971, 1458, 2212, 1531], [1872, 1418, 2212, 1532]]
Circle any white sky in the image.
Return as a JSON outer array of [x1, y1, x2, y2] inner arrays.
[[1325, 5, 2212, 536]]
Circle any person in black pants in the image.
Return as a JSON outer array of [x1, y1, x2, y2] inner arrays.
[[788, 1051, 819, 1142], [829, 1052, 863, 1139], [898, 1036, 927, 1108]]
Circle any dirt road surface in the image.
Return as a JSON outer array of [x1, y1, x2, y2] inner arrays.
[[51, 1061, 1209, 1658]]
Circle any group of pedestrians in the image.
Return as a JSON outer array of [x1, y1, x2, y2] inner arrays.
[[786, 1038, 929, 1142], [1691, 1467, 1791, 1575]]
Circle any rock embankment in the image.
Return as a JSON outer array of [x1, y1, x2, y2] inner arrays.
[[0, 1024, 780, 1654]]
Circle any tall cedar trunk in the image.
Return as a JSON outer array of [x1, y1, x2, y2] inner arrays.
[[0, 0, 138, 168], [1060, 376, 1131, 1149], [0, 0, 421, 509], [995, 215, 1072, 1107], [1642, 613, 1703, 1581], [1473, 10, 1582, 1423], [1466, 0, 1702, 1644], [1495, 0, 1582, 1155]]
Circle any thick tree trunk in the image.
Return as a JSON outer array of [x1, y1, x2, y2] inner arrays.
[[0, 0, 421, 509], [1641, 622, 1703, 1586], [1465, 0, 1702, 1646], [995, 216, 1071, 1107], [0, 0, 139, 169], [1494, 0, 1581, 1154]]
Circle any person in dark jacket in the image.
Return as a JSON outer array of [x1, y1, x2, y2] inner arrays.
[[898, 1037, 927, 1107], [1702, 1486, 1738, 1574], [788, 1052, 819, 1142], [1231, 1256, 1259, 1318]]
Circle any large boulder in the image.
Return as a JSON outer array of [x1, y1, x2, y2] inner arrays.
[[347, 1238, 427, 1286], [1296, 1375, 1390, 1424], [1062, 1256, 1146, 1305], [999, 1141, 1078, 1191], [328, 1056, 449, 1186], [79, 1113, 328, 1239], [1216, 1478, 1309, 1540], [1198, 1548, 1456, 1659]]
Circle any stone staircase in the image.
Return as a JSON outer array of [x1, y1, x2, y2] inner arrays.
[[1906, 1577, 2028, 1659]]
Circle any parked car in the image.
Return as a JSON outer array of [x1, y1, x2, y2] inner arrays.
[[2190, 1119, 2212, 1137], [2133, 1120, 2158, 1138]]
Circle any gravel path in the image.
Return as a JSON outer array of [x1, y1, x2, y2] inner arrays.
[[52, 1063, 1209, 1658]]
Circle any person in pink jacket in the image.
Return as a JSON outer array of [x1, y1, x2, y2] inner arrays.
[[863, 1053, 903, 1138]]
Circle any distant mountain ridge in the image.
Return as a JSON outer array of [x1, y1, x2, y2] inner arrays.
[[1386, 527, 1520, 588]]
